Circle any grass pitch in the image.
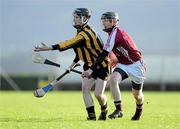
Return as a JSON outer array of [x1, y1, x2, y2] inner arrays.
[[0, 91, 179, 129]]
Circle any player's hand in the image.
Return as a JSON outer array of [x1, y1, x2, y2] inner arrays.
[[110, 58, 118, 68], [34, 42, 52, 52], [109, 51, 118, 68], [81, 69, 93, 78], [66, 62, 77, 73]]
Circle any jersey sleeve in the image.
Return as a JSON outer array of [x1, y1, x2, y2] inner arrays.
[[103, 28, 117, 52], [57, 34, 84, 51]]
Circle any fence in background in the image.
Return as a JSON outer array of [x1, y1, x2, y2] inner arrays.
[[0, 75, 180, 91], [0, 55, 180, 91]]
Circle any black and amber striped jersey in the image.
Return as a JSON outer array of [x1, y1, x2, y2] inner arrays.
[[52, 25, 109, 68]]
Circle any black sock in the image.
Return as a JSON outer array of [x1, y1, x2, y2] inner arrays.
[[101, 103, 107, 112], [135, 103, 143, 116], [136, 103, 143, 109], [114, 101, 122, 111], [86, 106, 95, 118]]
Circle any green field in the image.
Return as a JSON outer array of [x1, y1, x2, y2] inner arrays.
[[0, 91, 179, 129]]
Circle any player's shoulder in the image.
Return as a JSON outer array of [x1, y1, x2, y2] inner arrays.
[[116, 27, 130, 38], [84, 24, 93, 31], [115, 27, 125, 33], [86, 25, 97, 33]]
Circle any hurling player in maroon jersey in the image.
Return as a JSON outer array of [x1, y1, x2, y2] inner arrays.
[[82, 12, 146, 120]]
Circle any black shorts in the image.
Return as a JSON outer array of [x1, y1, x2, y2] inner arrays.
[[83, 64, 110, 80]]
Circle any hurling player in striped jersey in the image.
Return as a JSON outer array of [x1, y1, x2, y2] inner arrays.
[[34, 8, 110, 121]]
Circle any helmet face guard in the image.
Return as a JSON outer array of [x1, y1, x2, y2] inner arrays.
[[73, 15, 88, 29], [101, 12, 119, 32], [72, 8, 91, 29]]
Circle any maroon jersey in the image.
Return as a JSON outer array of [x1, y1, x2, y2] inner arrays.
[[104, 27, 142, 64]]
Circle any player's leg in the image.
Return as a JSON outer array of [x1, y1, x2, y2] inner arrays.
[[131, 82, 144, 120], [94, 78, 108, 120], [81, 77, 96, 120], [129, 60, 146, 120], [108, 67, 128, 119]]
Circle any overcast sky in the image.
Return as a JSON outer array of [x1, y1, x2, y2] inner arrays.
[[1, 0, 179, 55]]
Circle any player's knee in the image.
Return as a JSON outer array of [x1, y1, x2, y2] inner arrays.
[[133, 94, 141, 100], [94, 92, 103, 100], [132, 91, 143, 101]]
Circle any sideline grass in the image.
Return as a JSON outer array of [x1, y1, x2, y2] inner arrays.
[[0, 91, 179, 129]]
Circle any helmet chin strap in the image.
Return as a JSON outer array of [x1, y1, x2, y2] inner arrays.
[[103, 28, 113, 32], [73, 24, 82, 29]]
